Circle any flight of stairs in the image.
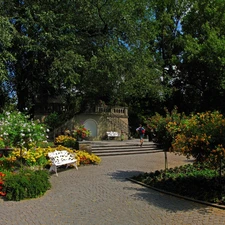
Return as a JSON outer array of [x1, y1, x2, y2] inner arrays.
[[90, 140, 164, 157]]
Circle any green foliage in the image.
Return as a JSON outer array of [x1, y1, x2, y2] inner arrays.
[[2, 169, 51, 201], [0, 0, 225, 118], [44, 112, 60, 130], [0, 0, 165, 115], [0, 15, 15, 82], [63, 139, 78, 149]]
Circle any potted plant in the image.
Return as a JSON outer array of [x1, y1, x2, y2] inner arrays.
[[72, 124, 91, 141]]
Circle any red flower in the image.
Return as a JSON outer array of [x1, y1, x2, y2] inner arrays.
[[0, 172, 5, 177], [0, 191, 6, 196]]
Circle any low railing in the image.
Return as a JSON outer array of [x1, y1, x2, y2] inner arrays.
[[94, 106, 128, 116]]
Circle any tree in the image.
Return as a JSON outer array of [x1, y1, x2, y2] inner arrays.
[[1, 0, 165, 117], [180, 0, 225, 113], [1, 0, 83, 114], [0, 14, 15, 110], [164, 0, 225, 113]]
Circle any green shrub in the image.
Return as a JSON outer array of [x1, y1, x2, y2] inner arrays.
[[2, 169, 51, 201], [63, 139, 78, 149]]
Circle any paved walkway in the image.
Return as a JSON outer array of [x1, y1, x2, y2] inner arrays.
[[0, 146, 225, 224]]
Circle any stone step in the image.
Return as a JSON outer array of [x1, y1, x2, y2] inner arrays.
[[92, 149, 163, 157], [91, 144, 157, 150], [88, 140, 163, 157]]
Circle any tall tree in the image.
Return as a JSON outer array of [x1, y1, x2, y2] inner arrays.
[[0, 13, 15, 109], [1, 0, 83, 114], [179, 0, 225, 113]]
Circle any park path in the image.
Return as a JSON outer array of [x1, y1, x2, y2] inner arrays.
[[0, 149, 225, 225]]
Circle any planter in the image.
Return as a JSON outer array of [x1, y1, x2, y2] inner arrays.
[[79, 144, 92, 154], [77, 136, 84, 141]]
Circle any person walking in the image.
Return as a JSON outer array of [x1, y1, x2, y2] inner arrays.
[[136, 124, 145, 147]]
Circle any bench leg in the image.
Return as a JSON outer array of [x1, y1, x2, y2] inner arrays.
[[49, 165, 58, 176], [73, 162, 78, 170], [66, 162, 78, 170]]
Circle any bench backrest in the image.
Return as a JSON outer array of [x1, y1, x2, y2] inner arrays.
[[48, 150, 75, 164]]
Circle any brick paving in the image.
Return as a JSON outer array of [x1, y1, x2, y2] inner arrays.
[[0, 141, 225, 225]]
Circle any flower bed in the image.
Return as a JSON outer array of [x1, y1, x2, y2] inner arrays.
[[132, 163, 225, 206]]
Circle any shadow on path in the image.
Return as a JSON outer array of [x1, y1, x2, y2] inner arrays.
[[108, 169, 210, 213]]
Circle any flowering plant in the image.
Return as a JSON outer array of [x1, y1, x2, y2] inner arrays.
[[169, 111, 225, 162], [0, 171, 6, 196], [55, 135, 76, 145], [0, 111, 48, 149], [73, 124, 91, 139], [76, 150, 101, 165]]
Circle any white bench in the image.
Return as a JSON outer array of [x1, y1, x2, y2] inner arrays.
[[106, 131, 119, 140], [48, 150, 78, 176]]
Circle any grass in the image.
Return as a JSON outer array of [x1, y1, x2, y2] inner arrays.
[[131, 163, 225, 205]]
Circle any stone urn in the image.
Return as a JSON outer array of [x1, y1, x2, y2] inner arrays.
[[78, 144, 92, 154]]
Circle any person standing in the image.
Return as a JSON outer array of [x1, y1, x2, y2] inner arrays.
[[136, 124, 145, 147]]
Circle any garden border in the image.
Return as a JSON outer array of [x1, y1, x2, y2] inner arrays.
[[127, 178, 225, 210]]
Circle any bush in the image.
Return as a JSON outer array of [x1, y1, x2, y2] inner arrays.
[[169, 111, 225, 163], [2, 169, 51, 201], [147, 110, 225, 165], [146, 107, 184, 150], [0, 111, 48, 149]]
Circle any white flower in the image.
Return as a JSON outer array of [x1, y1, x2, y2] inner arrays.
[[46, 129, 50, 132], [21, 133, 25, 137]]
